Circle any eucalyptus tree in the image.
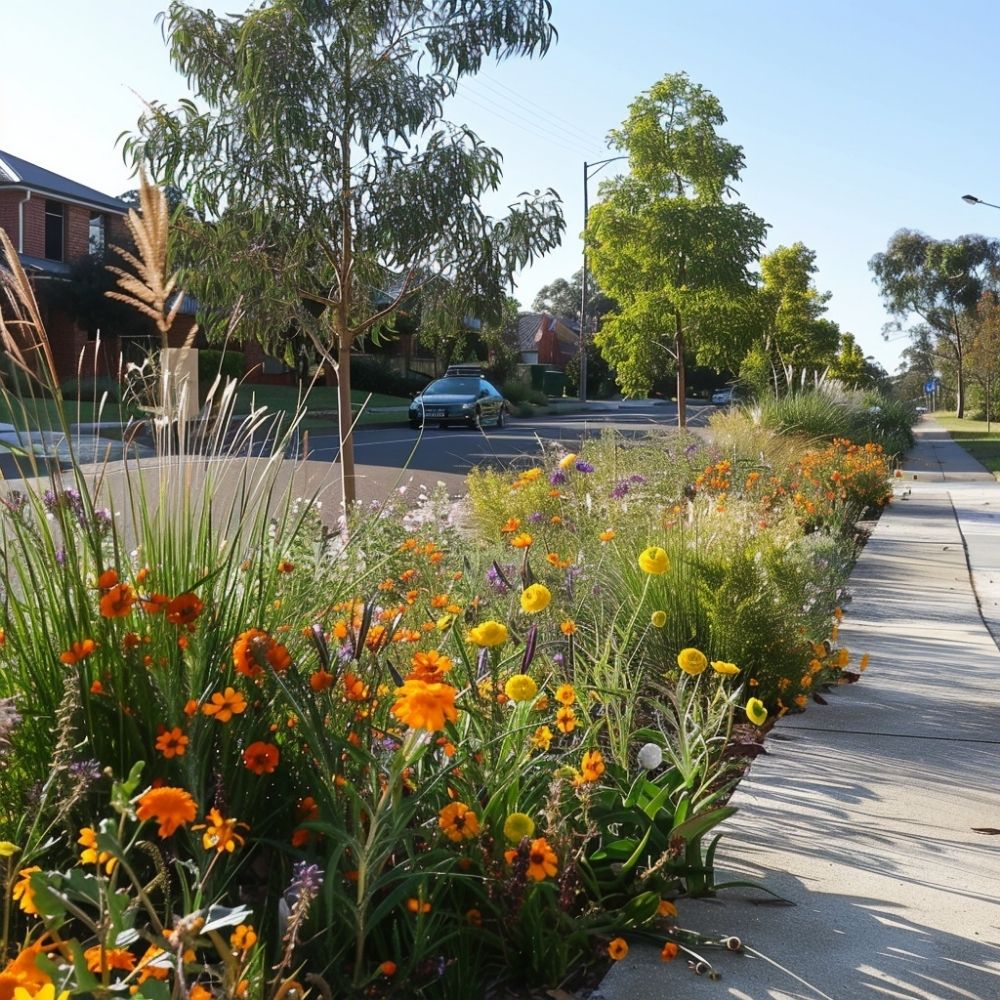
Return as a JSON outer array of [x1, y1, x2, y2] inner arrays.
[[585, 72, 768, 426], [124, 0, 564, 505], [870, 231, 1000, 418]]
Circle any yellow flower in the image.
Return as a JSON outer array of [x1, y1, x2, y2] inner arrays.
[[638, 546, 670, 574], [12, 986, 70, 1000], [746, 698, 768, 726], [650, 610, 667, 628], [391, 679, 459, 732], [0, 840, 19, 857], [599, 529, 616, 542], [438, 802, 481, 842], [510, 532, 534, 549], [526, 837, 558, 880], [12, 867, 41, 914], [504, 674, 538, 703], [578, 749, 605, 783], [467, 621, 508, 647], [520, 583, 551, 614], [559, 619, 576, 636], [78, 827, 117, 874], [558, 452, 577, 470], [555, 706, 576, 733], [710, 660, 740, 676], [531, 725, 553, 751], [677, 648, 708, 676], [554, 684, 576, 706]]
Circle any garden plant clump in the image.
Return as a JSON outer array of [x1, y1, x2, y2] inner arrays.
[[0, 193, 898, 997]]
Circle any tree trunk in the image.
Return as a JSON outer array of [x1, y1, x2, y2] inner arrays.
[[675, 312, 686, 428], [955, 358, 965, 419], [336, 325, 357, 509]]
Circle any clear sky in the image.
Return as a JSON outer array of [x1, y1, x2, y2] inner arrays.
[[3, 0, 999, 374]]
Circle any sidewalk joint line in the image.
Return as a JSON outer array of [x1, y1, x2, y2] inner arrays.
[[783, 725, 1000, 745], [947, 489, 1000, 653]]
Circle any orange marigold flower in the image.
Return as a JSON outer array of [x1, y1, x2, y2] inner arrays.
[[608, 938, 629, 961], [100, 583, 135, 619], [60, 638, 97, 665], [660, 942, 679, 962], [559, 619, 576, 636], [202, 687, 247, 723], [136, 943, 170, 982], [555, 706, 576, 733], [165, 593, 204, 626], [194, 808, 248, 853], [658, 899, 678, 918], [155, 726, 189, 759], [232, 628, 291, 677], [96, 568, 119, 590], [501, 517, 521, 533], [309, 668, 335, 691], [136, 786, 198, 838], [526, 837, 558, 881], [84, 944, 137, 974], [438, 801, 481, 842], [406, 898, 431, 914], [189, 987, 213, 1000], [599, 529, 615, 542], [243, 741, 280, 775], [142, 592, 170, 615], [554, 683, 576, 705], [579, 749, 605, 783], [409, 649, 453, 682], [510, 532, 533, 549], [391, 678, 459, 733], [342, 672, 370, 701]]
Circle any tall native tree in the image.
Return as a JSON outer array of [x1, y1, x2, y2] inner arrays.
[[124, 0, 564, 505], [757, 242, 841, 379], [870, 231, 1000, 418], [585, 73, 767, 426]]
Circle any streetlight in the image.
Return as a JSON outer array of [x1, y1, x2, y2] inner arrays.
[[579, 155, 628, 402], [962, 193, 1000, 210]]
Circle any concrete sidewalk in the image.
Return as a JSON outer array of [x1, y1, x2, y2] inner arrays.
[[594, 418, 1000, 1000]]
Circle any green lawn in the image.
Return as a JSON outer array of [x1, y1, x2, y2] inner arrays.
[[0, 385, 410, 434], [934, 413, 1000, 477]]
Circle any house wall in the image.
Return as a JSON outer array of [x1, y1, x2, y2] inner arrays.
[[0, 191, 20, 249]]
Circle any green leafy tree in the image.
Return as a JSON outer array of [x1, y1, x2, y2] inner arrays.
[[870, 231, 1000, 418], [124, 0, 564, 505], [586, 72, 768, 425], [757, 242, 840, 374], [827, 331, 885, 389], [532, 269, 615, 322], [968, 293, 1000, 428]]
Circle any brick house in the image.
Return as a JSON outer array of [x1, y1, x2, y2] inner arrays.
[[516, 312, 580, 367], [0, 147, 198, 380]]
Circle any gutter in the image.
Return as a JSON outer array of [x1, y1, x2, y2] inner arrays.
[[17, 188, 31, 253]]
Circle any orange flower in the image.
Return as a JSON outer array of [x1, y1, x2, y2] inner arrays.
[[406, 898, 431, 914], [379, 961, 397, 976], [232, 629, 291, 677], [391, 679, 459, 732], [136, 786, 197, 837], [598, 529, 615, 542], [79, 826, 117, 874], [579, 749, 605, 783], [141, 592, 170, 615], [96, 568, 119, 590], [243, 741, 280, 775], [510, 532, 533, 549], [500, 517, 521, 533], [438, 801, 481, 842], [658, 899, 678, 918], [660, 942, 679, 962], [12, 866, 41, 914], [231, 924, 257, 952], [408, 649, 453, 682], [194, 808, 248, 853], [526, 837, 558, 881], [342, 672, 370, 701], [135, 944, 169, 982], [100, 583, 135, 619], [555, 706, 576, 733], [60, 638, 97, 665], [155, 726, 189, 759], [309, 669, 335, 691], [183, 698, 199, 717], [165, 593, 204, 626], [608, 938, 629, 960], [202, 687, 247, 723], [559, 619, 576, 636], [84, 944, 137, 973], [278, 560, 295, 573]]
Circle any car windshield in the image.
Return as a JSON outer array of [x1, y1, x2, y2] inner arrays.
[[423, 378, 478, 396]]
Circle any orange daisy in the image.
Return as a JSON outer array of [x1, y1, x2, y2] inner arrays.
[[136, 786, 197, 837], [99, 583, 135, 619], [165, 593, 204, 626], [243, 741, 280, 775], [202, 687, 247, 723], [155, 726, 189, 759]]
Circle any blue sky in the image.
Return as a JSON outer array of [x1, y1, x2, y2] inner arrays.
[[3, 0, 999, 374]]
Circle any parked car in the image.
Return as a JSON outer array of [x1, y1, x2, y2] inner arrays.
[[408, 370, 507, 430], [711, 387, 736, 405]]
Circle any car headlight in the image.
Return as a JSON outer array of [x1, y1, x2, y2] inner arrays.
[[461, 402, 473, 410]]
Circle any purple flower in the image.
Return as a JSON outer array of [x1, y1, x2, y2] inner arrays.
[[610, 480, 630, 500], [528, 511, 544, 523], [486, 563, 514, 594], [629, 474, 647, 485], [574, 460, 594, 473], [553, 652, 565, 667], [67, 758, 102, 785], [684, 443, 699, 459], [0, 697, 21, 757], [549, 470, 567, 486], [288, 861, 323, 901], [55, 548, 66, 565]]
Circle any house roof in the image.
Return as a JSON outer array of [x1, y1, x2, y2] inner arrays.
[[516, 312, 579, 351], [0, 149, 130, 214]]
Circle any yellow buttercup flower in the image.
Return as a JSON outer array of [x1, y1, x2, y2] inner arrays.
[[0, 840, 19, 857], [710, 660, 740, 676], [638, 546, 670, 575], [558, 452, 577, 470], [746, 698, 768, 726], [650, 610, 667, 628], [520, 583, 551, 614], [676, 648, 708, 676], [467, 621, 508, 647], [504, 674, 538, 703]]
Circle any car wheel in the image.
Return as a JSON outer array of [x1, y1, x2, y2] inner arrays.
[[409, 420, 420, 430], [496, 406, 506, 428]]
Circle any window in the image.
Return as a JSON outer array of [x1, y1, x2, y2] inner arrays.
[[44, 200, 64, 261], [88, 212, 105, 256]]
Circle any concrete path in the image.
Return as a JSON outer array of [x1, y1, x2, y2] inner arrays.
[[593, 418, 1000, 1000]]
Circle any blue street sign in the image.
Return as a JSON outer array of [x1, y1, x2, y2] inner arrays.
[[924, 378, 939, 393]]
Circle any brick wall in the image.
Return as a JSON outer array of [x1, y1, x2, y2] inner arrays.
[[0, 191, 22, 250]]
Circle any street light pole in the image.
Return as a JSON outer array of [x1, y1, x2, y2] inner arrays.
[[579, 155, 627, 402], [962, 193, 1000, 211]]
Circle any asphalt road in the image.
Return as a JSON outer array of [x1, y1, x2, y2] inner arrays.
[[299, 402, 714, 506]]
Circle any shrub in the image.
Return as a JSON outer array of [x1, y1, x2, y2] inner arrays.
[[199, 347, 245, 385], [350, 354, 430, 397], [58, 375, 121, 403]]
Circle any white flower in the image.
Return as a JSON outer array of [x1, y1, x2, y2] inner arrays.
[[637, 743, 663, 770]]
